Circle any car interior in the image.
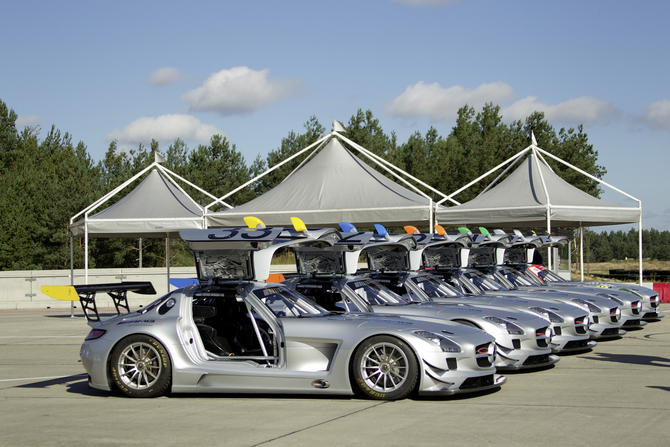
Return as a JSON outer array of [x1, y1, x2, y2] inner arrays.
[[192, 288, 274, 359]]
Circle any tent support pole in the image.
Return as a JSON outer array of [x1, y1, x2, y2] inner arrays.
[[546, 210, 552, 270], [639, 215, 643, 286], [580, 225, 584, 282], [70, 234, 74, 318], [85, 222, 89, 285], [167, 236, 171, 292], [429, 199, 434, 232]]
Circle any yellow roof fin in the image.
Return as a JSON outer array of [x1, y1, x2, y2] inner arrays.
[[244, 216, 266, 229]]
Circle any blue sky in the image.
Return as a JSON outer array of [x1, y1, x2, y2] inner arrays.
[[3, 0, 670, 231]]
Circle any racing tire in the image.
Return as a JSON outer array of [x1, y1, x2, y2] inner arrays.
[[110, 335, 171, 398], [352, 335, 419, 401]]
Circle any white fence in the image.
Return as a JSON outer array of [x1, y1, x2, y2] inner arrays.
[[0, 266, 297, 310]]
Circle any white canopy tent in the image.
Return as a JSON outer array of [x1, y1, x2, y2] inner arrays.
[[69, 155, 223, 290], [206, 127, 451, 229], [436, 134, 643, 284]]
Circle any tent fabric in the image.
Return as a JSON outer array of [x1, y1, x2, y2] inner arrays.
[[436, 155, 641, 228], [70, 169, 205, 238], [206, 138, 433, 228]]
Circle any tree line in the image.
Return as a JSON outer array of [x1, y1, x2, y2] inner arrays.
[[1, 97, 654, 271], [582, 228, 670, 263]]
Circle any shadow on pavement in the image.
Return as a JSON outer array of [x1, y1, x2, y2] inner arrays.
[[581, 352, 670, 368], [647, 386, 670, 392], [14, 374, 111, 396], [16, 374, 87, 388], [17, 375, 111, 397], [66, 380, 113, 397]]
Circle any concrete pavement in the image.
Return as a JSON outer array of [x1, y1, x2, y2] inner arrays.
[[1, 306, 669, 447]]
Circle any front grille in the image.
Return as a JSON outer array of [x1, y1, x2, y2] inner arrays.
[[564, 340, 590, 350], [475, 343, 494, 368], [476, 357, 492, 367], [523, 354, 550, 366], [536, 326, 550, 348], [632, 301, 640, 315], [575, 316, 588, 334], [459, 374, 495, 390], [651, 296, 660, 308], [610, 307, 620, 323]]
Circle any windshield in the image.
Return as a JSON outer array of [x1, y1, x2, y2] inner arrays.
[[535, 268, 564, 283], [490, 271, 519, 290], [431, 270, 481, 295], [410, 274, 463, 299], [499, 268, 537, 287], [462, 270, 509, 291], [253, 286, 328, 317], [346, 279, 407, 306]]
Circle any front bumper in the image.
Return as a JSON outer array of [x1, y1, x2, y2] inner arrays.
[[496, 353, 560, 371], [590, 327, 626, 339], [417, 373, 507, 396], [552, 339, 598, 353], [642, 311, 665, 321]]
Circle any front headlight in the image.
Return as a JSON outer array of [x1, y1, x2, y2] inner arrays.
[[530, 307, 565, 323], [414, 330, 462, 352], [571, 298, 602, 313], [483, 316, 525, 335]]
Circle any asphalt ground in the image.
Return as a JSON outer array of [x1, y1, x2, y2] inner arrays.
[[1, 306, 669, 447]]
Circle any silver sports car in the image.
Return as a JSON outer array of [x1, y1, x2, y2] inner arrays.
[[282, 228, 558, 371], [439, 231, 626, 340], [411, 231, 596, 353], [72, 226, 505, 400], [512, 232, 664, 322]]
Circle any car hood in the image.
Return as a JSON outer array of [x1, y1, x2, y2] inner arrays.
[[319, 312, 487, 337], [372, 302, 542, 324]]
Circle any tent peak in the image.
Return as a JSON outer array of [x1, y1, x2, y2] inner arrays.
[[154, 151, 166, 163], [333, 119, 347, 132], [531, 131, 537, 146]]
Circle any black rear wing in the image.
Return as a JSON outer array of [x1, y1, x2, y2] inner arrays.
[[41, 282, 156, 322]]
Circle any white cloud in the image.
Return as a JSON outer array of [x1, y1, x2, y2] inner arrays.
[[181, 66, 301, 115], [384, 81, 515, 122], [642, 99, 670, 132], [107, 114, 224, 145], [391, 0, 460, 6], [15, 115, 41, 127], [149, 67, 185, 86], [501, 96, 619, 124], [386, 80, 618, 126]]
